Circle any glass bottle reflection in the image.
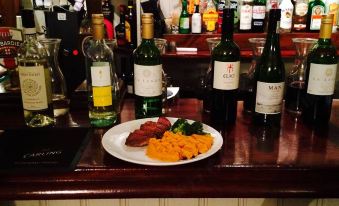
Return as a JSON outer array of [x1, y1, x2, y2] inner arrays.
[[250, 125, 280, 164]]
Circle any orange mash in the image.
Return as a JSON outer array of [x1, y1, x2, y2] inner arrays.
[[146, 131, 213, 162]]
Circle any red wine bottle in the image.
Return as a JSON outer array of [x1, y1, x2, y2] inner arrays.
[[210, 8, 240, 124]]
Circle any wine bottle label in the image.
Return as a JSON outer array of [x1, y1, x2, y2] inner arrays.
[[91, 62, 112, 107], [240, 4, 253, 30], [295, 2, 308, 16], [19, 65, 49, 110], [252, 6, 265, 19], [255, 81, 284, 114], [134, 64, 162, 97], [91, 62, 112, 87], [310, 5, 324, 30], [125, 21, 131, 43], [180, 17, 190, 29], [213, 61, 240, 90], [93, 86, 112, 106], [307, 63, 337, 95], [192, 14, 202, 33], [280, 7, 293, 29]]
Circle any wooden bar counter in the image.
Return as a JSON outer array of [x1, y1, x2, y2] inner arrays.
[[0, 96, 339, 200]]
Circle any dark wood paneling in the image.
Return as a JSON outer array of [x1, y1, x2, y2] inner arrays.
[[0, 0, 20, 27]]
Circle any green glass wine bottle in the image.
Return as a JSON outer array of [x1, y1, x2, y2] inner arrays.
[[302, 14, 338, 125], [179, 0, 190, 34], [253, 9, 285, 127], [210, 8, 240, 124], [133, 13, 162, 119]]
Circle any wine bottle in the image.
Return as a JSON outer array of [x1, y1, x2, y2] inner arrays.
[[292, 0, 308, 32], [302, 14, 338, 125], [192, 0, 202, 34], [239, 0, 254, 32], [115, 5, 127, 47], [125, 0, 137, 49], [251, 0, 266, 32], [85, 14, 120, 127], [17, 9, 54, 127], [102, 0, 114, 25], [217, 0, 226, 33], [210, 8, 240, 124], [133, 13, 163, 119], [253, 9, 285, 127], [179, 0, 190, 34], [307, 0, 326, 32]]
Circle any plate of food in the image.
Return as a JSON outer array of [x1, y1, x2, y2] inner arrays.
[[102, 117, 223, 166]]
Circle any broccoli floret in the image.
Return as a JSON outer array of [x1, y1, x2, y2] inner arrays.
[[186, 121, 205, 135], [171, 119, 189, 134], [171, 119, 206, 135]]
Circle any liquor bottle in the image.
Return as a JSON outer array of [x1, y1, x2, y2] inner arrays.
[[17, 9, 54, 127], [115, 5, 127, 47], [230, 0, 240, 31], [279, 0, 294, 33], [253, 9, 285, 127], [307, 0, 326, 31], [179, 0, 190, 34], [217, 0, 226, 33], [325, 0, 339, 32], [239, 0, 254, 32], [192, 0, 202, 34], [203, 0, 218, 33], [264, 0, 279, 31], [210, 8, 240, 124], [85, 14, 120, 127], [125, 0, 137, 49], [102, 0, 114, 25], [251, 0, 266, 32], [292, 0, 308, 32], [133, 13, 163, 119], [302, 14, 338, 125]]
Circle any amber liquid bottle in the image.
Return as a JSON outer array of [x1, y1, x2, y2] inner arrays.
[[302, 14, 338, 125], [253, 9, 285, 127], [210, 8, 240, 124]]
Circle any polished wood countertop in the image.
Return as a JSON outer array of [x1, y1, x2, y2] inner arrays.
[[0, 97, 339, 200]]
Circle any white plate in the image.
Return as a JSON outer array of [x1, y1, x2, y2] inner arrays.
[[102, 117, 223, 166], [167, 87, 179, 99]]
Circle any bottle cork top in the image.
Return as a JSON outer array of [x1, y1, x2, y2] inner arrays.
[[141, 13, 154, 24], [321, 14, 334, 24], [92, 14, 104, 25]]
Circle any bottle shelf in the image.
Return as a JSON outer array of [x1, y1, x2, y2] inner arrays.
[[162, 32, 339, 58]]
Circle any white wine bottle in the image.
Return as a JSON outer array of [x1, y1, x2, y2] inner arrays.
[[133, 13, 163, 119], [302, 14, 338, 125], [17, 9, 54, 127], [85, 14, 120, 127]]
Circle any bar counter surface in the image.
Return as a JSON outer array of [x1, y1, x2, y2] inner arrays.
[[0, 97, 339, 200]]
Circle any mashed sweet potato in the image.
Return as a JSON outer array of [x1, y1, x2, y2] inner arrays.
[[146, 131, 213, 162]]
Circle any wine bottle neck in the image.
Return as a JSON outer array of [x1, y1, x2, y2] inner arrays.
[[92, 24, 104, 40], [263, 14, 281, 56], [141, 23, 153, 39], [194, 4, 199, 13], [221, 9, 234, 41]]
